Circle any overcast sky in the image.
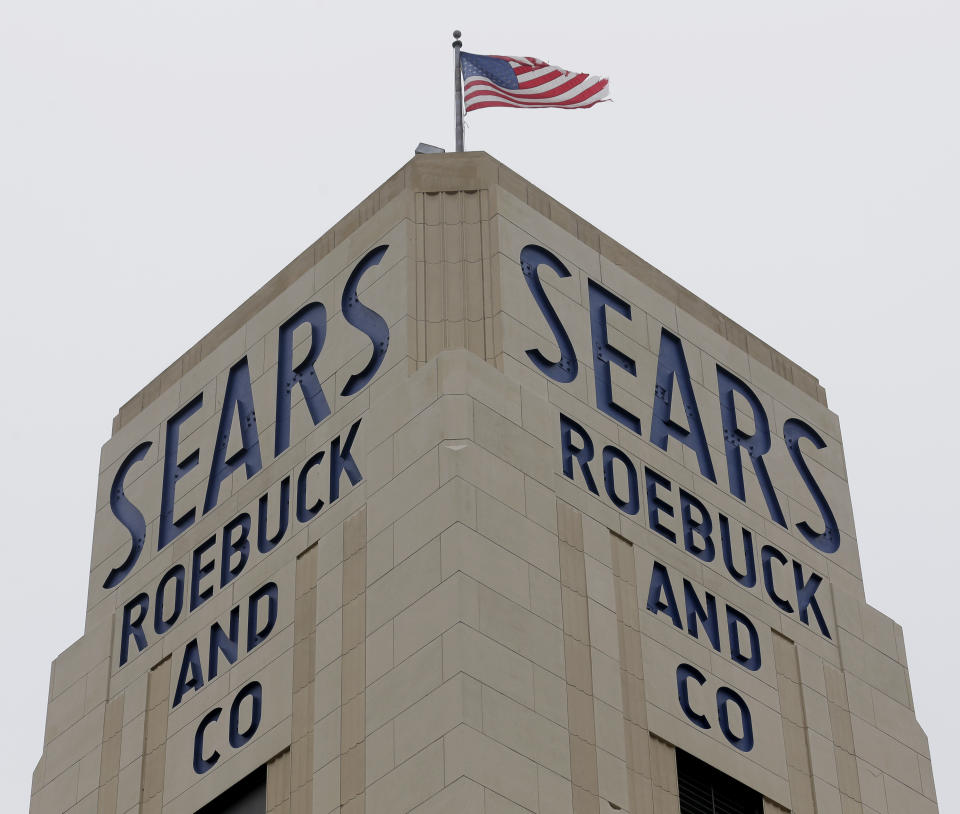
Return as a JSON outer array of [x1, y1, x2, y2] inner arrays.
[[2, 1, 957, 811]]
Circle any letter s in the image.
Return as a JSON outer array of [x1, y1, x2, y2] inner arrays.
[[103, 441, 153, 589], [520, 244, 578, 383], [783, 418, 840, 554], [340, 245, 391, 397]]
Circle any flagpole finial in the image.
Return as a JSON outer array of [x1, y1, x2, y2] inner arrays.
[[453, 30, 462, 43]]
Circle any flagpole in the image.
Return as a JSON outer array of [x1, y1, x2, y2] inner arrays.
[[453, 30, 464, 152]]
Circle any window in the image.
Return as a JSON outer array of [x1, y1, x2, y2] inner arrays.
[[195, 765, 266, 814], [677, 750, 762, 814]]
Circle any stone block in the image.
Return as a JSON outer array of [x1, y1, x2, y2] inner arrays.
[[590, 649, 624, 712], [44, 706, 104, 784], [408, 776, 484, 814], [116, 758, 142, 813], [872, 689, 929, 756], [51, 619, 112, 699], [845, 673, 875, 724], [395, 674, 481, 764], [313, 708, 340, 773], [473, 401, 553, 487], [366, 637, 443, 734], [395, 393, 474, 471], [836, 747, 861, 800], [596, 748, 629, 811], [442, 523, 531, 609], [593, 699, 626, 762], [367, 449, 440, 540], [481, 683, 570, 777], [443, 623, 535, 709], [440, 439, 526, 515], [394, 477, 476, 564], [530, 568, 563, 629], [366, 720, 395, 784], [478, 582, 565, 678], [438, 350, 522, 423], [43, 676, 87, 746], [850, 716, 922, 792], [883, 774, 938, 814], [812, 778, 843, 814], [478, 490, 561, 580], [313, 756, 340, 814], [365, 740, 444, 814], [808, 729, 839, 786], [533, 665, 569, 728], [366, 528, 393, 586], [314, 659, 342, 722], [538, 765, 574, 814], [524, 475, 558, 534], [444, 724, 540, 812], [367, 537, 441, 634], [587, 600, 619, 661], [364, 360, 438, 450]]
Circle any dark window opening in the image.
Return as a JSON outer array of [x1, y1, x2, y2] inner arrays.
[[677, 750, 763, 814], [195, 764, 266, 814]]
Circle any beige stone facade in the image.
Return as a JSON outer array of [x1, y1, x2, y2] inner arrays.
[[31, 153, 938, 814]]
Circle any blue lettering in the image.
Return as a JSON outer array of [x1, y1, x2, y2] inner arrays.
[[679, 488, 715, 562], [717, 687, 754, 751], [204, 357, 262, 513], [220, 513, 250, 589], [329, 419, 363, 502], [651, 329, 716, 481], [190, 536, 217, 611], [675, 664, 755, 751], [275, 302, 330, 457], [716, 367, 786, 527], [588, 279, 642, 435], [645, 467, 676, 543], [602, 445, 639, 515], [646, 562, 683, 629], [193, 682, 263, 775], [248, 582, 278, 651], [119, 593, 149, 667], [520, 245, 578, 383], [257, 476, 290, 554], [726, 606, 761, 671], [784, 418, 840, 554], [229, 682, 262, 749], [719, 516, 756, 588], [193, 708, 221, 774], [209, 606, 240, 681], [676, 663, 710, 729], [103, 441, 152, 589], [158, 394, 204, 550], [559, 414, 599, 495], [296, 449, 326, 523], [173, 639, 205, 706], [340, 246, 391, 397], [760, 544, 793, 613], [793, 562, 831, 638], [683, 579, 721, 651], [154, 565, 185, 635]]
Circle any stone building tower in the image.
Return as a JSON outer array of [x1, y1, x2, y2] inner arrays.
[[30, 153, 939, 814]]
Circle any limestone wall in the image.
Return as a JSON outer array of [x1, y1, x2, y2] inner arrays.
[[31, 154, 936, 814]]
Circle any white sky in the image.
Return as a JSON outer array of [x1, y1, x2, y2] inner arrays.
[[2, 1, 957, 811]]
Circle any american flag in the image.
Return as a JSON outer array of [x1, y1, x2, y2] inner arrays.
[[459, 52, 610, 112]]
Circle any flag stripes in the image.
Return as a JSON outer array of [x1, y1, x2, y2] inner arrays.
[[460, 52, 609, 112]]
